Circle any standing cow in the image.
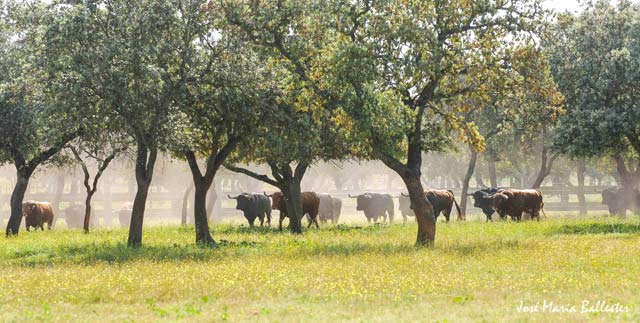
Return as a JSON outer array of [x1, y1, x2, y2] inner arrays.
[[350, 193, 395, 223], [601, 186, 640, 216], [22, 201, 55, 231], [266, 191, 320, 230], [400, 190, 461, 223], [228, 193, 272, 227], [490, 189, 545, 221], [64, 204, 85, 229], [468, 187, 503, 221], [318, 194, 342, 224], [398, 195, 413, 223], [331, 197, 342, 224], [117, 202, 133, 228]]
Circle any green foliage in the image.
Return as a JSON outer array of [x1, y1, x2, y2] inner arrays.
[[219, 0, 550, 168], [549, 1, 640, 160], [0, 1, 82, 168]]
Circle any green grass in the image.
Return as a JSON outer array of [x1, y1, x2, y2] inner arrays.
[[1, 215, 639, 322]]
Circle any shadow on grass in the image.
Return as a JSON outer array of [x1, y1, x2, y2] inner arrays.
[[5, 239, 262, 266], [550, 222, 640, 235], [440, 239, 523, 256], [213, 223, 390, 235]]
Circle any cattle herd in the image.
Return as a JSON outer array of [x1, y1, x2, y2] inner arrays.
[[18, 186, 640, 230]]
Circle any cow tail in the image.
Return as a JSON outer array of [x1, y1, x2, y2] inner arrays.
[[452, 196, 461, 219], [541, 201, 547, 218]]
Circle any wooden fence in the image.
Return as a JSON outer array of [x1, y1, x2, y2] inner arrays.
[[0, 185, 608, 226]]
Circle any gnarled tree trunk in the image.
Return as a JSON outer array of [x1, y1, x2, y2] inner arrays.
[[400, 173, 436, 245], [531, 146, 558, 189], [127, 143, 157, 247], [83, 192, 95, 233], [282, 179, 304, 234], [193, 181, 214, 244], [6, 171, 31, 236]]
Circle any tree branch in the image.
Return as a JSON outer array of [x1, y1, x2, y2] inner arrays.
[[224, 165, 281, 189]]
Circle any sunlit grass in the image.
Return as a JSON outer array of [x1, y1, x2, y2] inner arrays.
[[1, 215, 639, 322]]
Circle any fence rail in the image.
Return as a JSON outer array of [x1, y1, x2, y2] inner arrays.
[[0, 186, 609, 222]]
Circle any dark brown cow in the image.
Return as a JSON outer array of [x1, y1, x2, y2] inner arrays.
[[601, 186, 640, 216], [64, 204, 85, 229], [117, 202, 133, 228], [22, 201, 54, 231], [267, 191, 320, 230], [401, 189, 461, 222], [491, 189, 545, 221], [425, 189, 461, 222]]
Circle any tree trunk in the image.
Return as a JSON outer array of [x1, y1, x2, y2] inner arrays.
[[128, 180, 150, 247], [6, 172, 31, 236], [282, 180, 304, 234], [127, 145, 157, 247], [531, 147, 558, 189], [460, 149, 478, 220], [488, 156, 498, 187], [400, 173, 436, 246], [181, 184, 194, 225], [576, 161, 587, 216], [52, 174, 64, 227], [83, 192, 95, 233], [193, 182, 214, 244], [613, 155, 640, 190]]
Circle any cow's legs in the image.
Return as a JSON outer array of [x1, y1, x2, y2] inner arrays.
[[259, 215, 264, 227], [443, 210, 450, 223], [515, 211, 523, 221], [484, 210, 492, 222], [266, 210, 271, 227], [402, 214, 407, 224], [279, 213, 285, 231]]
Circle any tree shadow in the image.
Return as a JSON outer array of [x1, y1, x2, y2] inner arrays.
[[6, 239, 263, 266], [550, 222, 640, 235]]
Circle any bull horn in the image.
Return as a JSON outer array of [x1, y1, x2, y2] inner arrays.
[[401, 192, 409, 197], [264, 191, 273, 197], [466, 193, 474, 196], [348, 194, 357, 198], [227, 194, 238, 199]]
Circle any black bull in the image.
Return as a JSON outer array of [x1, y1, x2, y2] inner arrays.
[[228, 193, 272, 227], [601, 186, 640, 215], [468, 187, 502, 221], [349, 193, 395, 223], [399, 190, 461, 223]]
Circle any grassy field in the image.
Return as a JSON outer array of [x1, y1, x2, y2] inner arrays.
[[1, 215, 639, 322]]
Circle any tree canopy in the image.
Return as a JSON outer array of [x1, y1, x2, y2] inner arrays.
[[549, 0, 640, 188]]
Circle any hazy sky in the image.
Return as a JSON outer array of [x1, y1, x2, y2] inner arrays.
[[545, 0, 585, 13]]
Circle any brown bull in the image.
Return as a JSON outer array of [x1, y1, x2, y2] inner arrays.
[[22, 201, 55, 231], [402, 189, 461, 222], [491, 189, 545, 221], [425, 189, 461, 222], [267, 191, 320, 230]]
